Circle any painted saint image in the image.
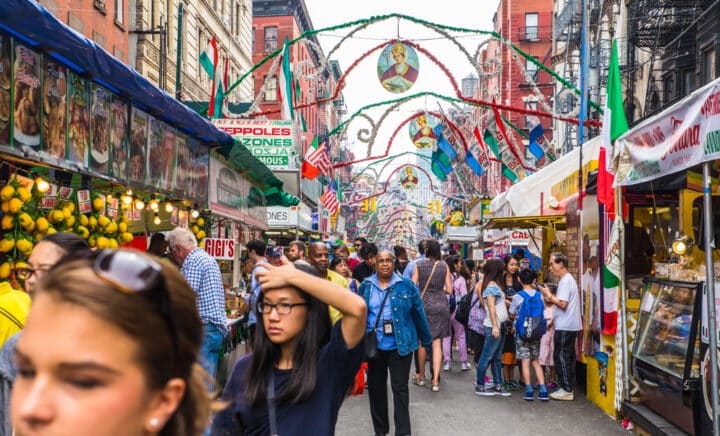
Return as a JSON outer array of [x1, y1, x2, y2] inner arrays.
[[377, 42, 419, 93], [400, 165, 418, 189], [408, 113, 438, 149]]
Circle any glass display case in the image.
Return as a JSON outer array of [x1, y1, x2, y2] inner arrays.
[[635, 280, 700, 379], [632, 279, 703, 435]]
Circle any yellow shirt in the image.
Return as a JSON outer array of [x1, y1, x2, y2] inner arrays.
[[0, 281, 31, 348], [326, 270, 349, 324]]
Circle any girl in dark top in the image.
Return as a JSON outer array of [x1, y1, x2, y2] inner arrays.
[[212, 257, 367, 436], [502, 254, 522, 390]]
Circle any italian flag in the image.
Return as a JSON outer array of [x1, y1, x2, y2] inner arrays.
[[598, 39, 628, 220], [278, 37, 294, 121], [599, 39, 628, 335], [199, 36, 217, 80]]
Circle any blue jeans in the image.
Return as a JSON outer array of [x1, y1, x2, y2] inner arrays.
[[475, 326, 505, 387], [199, 324, 225, 387]]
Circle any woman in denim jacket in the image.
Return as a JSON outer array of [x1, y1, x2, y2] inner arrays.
[[361, 251, 432, 436]]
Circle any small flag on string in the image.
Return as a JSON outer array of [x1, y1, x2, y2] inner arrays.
[[431, 148, 453, 181], [464, 149, 484, 176], [432, 123, 458, 161]]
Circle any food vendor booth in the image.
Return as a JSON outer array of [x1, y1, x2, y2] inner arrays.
[[612, 77, 720, 435]]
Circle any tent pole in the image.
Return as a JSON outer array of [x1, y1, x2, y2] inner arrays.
[[616, 182, 630, 402], [703, 162, 719, 436]]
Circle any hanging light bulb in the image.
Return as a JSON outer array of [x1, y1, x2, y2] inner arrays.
[[190, 209, 200, 219], [164, 201, 174, 213], [122, 193, 133, 205], [126, 188, 133, 196], [153, 212, 161, 225], [149, 200, 159, 212], [35, 177, 50, 193], [135, 198, 145, 210]]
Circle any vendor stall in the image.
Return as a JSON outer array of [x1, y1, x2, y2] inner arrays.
[[612, 76, 720, 435]]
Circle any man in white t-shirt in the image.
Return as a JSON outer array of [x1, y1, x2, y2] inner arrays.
[[539, 252, 581, 401]]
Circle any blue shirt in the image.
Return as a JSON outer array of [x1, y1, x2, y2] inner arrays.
[[212, 321, 364, 436], [367, 273, 403, 351], [181, 248, 228, 336], [246, 259, 268, 327], [402, 254, 425, 280]]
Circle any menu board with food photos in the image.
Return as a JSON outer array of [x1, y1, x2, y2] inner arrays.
[[13, 43, 41, 149], [67, 71, 89, 167], [41, 58, 67, 160], [188, 138, 209, 203], [90, 85, 110, 173], [128, 107, 147, 185], [0, 35, 10, 145], [174, 133, 189, 194], [109, 95, 128, 181], [161, 127, 177, 191], [146, 116, 164, 188]]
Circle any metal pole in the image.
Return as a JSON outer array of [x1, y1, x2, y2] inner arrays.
[[616, 185, 630, 401], [175, 3, 184, 100], [577, 0, 590, 211], [703, 162, 720, 436]]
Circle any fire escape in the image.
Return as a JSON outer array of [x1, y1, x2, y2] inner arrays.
[[628, 0, 703, 117], [553, 0, 619, 153]]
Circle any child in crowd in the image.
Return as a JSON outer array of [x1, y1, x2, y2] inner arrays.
[[539, 282, 557, 390], [509, 268, 548, 401]]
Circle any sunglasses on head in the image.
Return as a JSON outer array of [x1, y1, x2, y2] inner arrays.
[[93, 250, 179, 357]]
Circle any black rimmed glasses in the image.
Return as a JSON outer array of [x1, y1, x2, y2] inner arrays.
[[257, 301, 308, 316], [15, 266, 50, 281], [93, 250, 179, 355]]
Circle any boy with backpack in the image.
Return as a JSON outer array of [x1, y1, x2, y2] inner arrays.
[[509, 268, 548, 401]]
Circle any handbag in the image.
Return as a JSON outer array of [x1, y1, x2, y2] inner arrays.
[[420, 260, 439, 300], [365, 287, 393, 360]]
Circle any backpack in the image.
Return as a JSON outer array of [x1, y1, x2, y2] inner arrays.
[[455, 292, 479, 327], [515, 290, 546, 341]]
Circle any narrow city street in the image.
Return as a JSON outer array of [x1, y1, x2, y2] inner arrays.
[[336, 357, 625, 436]]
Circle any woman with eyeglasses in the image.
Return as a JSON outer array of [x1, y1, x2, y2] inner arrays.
[[211, 257, 367, 436], [11, 249, 212, 435]]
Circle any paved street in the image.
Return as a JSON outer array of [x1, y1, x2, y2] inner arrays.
[[336, 358, 625, 436]]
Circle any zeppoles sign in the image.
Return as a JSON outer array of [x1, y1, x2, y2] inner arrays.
[[212, 119, 296, 170], [615, 78, 720, 185]]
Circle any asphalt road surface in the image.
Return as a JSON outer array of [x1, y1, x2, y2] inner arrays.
[[336, 358, 625, 436]]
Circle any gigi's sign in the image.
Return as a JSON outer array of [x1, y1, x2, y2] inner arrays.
[[204, 238, 235, 260]]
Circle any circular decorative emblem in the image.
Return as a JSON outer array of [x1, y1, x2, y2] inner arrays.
[[408, 112, 438, 149], [400, 165, 418, 189], [377, 42, 419, 93]]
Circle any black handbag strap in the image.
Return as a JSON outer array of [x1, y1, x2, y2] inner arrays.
[[372, 287, 393, 331], [267, 373, 278, 436]]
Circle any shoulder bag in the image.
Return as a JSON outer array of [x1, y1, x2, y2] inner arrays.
[[420, 261, 439, 300], [365, 287, 393, 360]]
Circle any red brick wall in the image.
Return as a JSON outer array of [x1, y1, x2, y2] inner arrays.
[[38, 0, 129, 63]]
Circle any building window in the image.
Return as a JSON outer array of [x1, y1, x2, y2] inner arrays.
[[115, 0, 123, 24], [703, 47, 716, 84], [681, 69, 694, 96], [525, 101, 538, 127], [235, 2, 240, 35], [264, 76, 278, 101], [663, 75, 674, 104], [525, 13, 538, 40], [526, 57, 538, 81], [264, 26, 277, 52]]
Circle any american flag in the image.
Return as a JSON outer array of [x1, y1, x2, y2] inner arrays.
[[320, 180, 340, 215], [305, 135, 331, 177]]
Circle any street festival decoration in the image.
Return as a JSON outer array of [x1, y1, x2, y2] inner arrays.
[[377, 42, 419, 94], [400, 165, 418, 189], [408, 112, 438, 149]]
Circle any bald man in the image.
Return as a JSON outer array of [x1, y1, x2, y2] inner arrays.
[[308, 242, 350, 324]]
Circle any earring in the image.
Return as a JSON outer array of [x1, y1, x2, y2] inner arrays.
[[149, 417, 160, 428]]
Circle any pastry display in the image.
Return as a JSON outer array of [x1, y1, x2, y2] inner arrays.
[[13, 44, 41, 148], [42, 59, 66, 159]]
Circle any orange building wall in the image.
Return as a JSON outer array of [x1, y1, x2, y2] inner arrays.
[[38, 0, 129, 63]]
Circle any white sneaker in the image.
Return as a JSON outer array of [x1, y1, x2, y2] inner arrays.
[[461, 362, 471, 371], [443, 362, 451, 371], [549, 388, 574, 401]]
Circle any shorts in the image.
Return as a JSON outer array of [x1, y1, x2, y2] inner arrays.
[[501, 352, 517, 366], [515, 337, 541, 360]]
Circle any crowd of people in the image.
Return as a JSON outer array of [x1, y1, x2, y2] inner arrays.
[[0, 232, 583, 435]]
